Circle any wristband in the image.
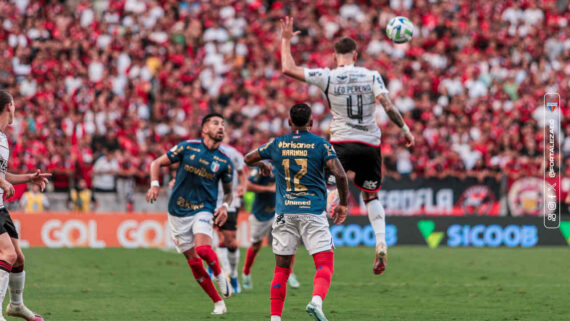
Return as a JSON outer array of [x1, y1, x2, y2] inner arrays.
[[222, 202, 230, 210], [150, 180, 160, 188], [402, 124, 411, 134]]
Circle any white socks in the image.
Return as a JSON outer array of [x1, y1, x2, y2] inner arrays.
[[366, 198, 386, 245], [215, 247, 230, 275], [270, 316, 282, 321], [311, 295, 323, 307], [227, 249, 239, 278], [9, 271, 25, 305], [0, 270, 9, 306]]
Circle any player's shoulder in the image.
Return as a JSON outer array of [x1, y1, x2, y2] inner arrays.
[[215, 146, 232, 162], [179, 139, 202, 147]]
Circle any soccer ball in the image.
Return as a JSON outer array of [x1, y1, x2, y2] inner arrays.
[[386, 16, 414, 44], [326, 189, 339, 217]]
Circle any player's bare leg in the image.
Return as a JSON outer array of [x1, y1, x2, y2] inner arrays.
[[0, 233, 16, 321], [6, 238, 43, 321], [221, 229, 240, 293], [306, 250, 333, 321], [363, 191, 387, 275], [194, 234, 233, 299], [270, 254, 293, 321]]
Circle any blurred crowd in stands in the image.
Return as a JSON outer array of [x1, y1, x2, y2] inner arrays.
[[0, 0, 569, 208]]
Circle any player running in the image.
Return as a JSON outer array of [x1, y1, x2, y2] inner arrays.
[[0, 91, 49, 321], [280, 16, 415, 275], [245, 103, 349, 321], [241, 166, 300, 290], [215, 142, 247, 293], [146, 113, 234, 315]]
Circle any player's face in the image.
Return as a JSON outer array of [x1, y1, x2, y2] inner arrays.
[[204, 117, 225, 142]]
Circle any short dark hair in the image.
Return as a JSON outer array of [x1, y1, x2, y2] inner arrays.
[[290, 104, 312, 127], [334, 37, 357, 54], [0, 90, 12, 113], [201, 113, 224, 128]]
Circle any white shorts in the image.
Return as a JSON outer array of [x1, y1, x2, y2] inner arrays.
[[250, 215, 274, 244], [271, 212, 334, 256], [168, 211, 214, 253]]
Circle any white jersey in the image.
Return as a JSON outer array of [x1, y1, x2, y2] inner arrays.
[[0, 132, 9, 208], [304, 65, 388, 146], [217, 144, 245, 212]]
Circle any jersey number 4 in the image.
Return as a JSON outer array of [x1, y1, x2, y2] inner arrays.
[[282, 158, 307, 191], [347, 95, 363, 122]]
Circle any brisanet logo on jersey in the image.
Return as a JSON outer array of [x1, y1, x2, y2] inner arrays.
[[544, 93, 561, 229]]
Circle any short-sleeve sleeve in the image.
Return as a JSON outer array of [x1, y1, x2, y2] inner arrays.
[[321, 140, 337, 163], [233, 152, 245, 171], [257, 138, 276, 160], [167, 142, 186, 163], [221, 159, 234, 184], [372, 71, 389, 97], [304, 68, 330, 91]]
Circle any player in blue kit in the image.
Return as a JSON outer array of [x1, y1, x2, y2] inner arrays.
[[145, 113, 234, 315], [245, 104, 349, 321], [241, 167, 300, 290]]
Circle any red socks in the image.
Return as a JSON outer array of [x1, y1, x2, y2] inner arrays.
[[195, 245, 221, 276], [312, 251, 334, 300], [270, 266, 291, 317], [242, 247, 258, 275], [187, 258, 222, 303]]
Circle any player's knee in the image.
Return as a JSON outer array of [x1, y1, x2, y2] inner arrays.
[[2, 251, 17, 265], [252, 242, 262, 252], [195, 245, 212, 259]]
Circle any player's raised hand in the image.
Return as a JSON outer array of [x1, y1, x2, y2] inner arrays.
[[29, 169, 51, 192], [214, 206, 228, 227], [146, 186, 159, 203], [0, 179, 14, 199], [331, 205, 348, 225], [280, 16, 300, 40], [404, 132, 415, 148]]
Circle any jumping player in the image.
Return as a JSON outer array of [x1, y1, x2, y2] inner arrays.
[[146, 113, 234, 315], [280, 16, 415, 275], [245, 103, 349, 321], [0, 90, 49, 321]]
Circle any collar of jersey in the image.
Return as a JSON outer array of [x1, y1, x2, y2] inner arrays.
[[338, 64, 354, 68], [292, 129, 309, 134]]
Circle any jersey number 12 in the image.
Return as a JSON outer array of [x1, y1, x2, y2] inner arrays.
[[282, 158, 307, 191]]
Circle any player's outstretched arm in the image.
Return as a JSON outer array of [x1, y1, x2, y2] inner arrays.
[[280, 16, 305, 81], [247, 181, 275, 194], [377, 93, 415, 148], [146, 154, 173, 203], [6, 170, 51, 191], [326, 158, 349, 225]]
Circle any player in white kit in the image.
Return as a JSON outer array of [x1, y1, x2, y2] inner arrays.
[[0, 91, 50, 321], [216, 142, 247, 293], [280, 17, 415, 275]]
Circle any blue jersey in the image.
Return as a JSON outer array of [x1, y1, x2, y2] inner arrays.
[[257, 130, 337, 215], [167, 139, 233, 217], [249, 167, 276, 221]]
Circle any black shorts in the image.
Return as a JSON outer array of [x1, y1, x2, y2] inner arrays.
[[328, 142, 382, 193], [219, 211, 238, 231], [0, 208, 18, 239]]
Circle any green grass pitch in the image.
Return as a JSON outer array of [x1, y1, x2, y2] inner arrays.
[[10, 246, 570, 321]]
